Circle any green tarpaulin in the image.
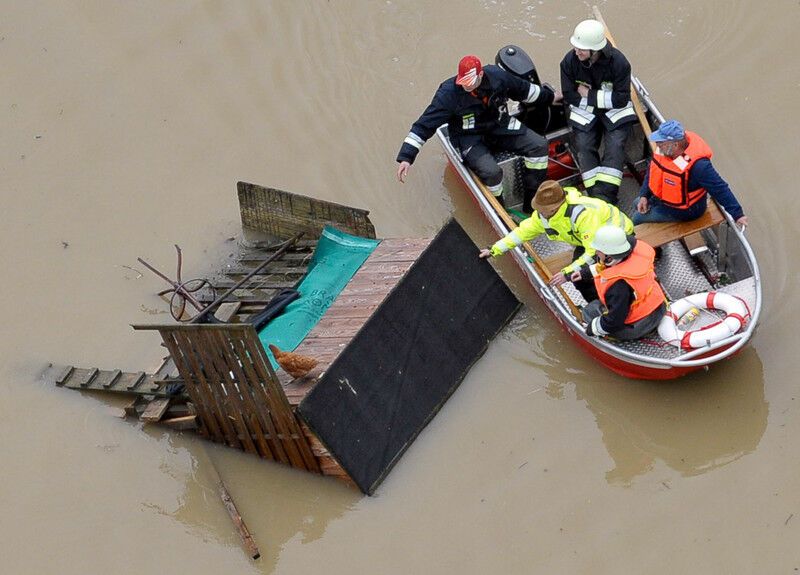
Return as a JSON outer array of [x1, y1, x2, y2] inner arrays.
[[258, 226, 380, 368]]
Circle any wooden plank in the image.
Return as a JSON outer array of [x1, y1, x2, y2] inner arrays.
[[235, 250, 314, 263], [228, 334, 289, 464], [154, 355, 179, 381], [350, 262, 414, 274], [213, 330, 279, 460], [160, 415, 197, 431], [241, 330, 320, 472], [213, 302, 241, 323], [199, 330, 261, 458], [239, 332, 305, 467], [192, 330, 258, 455], [369, 238, 430, 251], [223, 265, 308, 276], [220, 264, 307, 276], [96, 369, 122, 389], [174, 330, 242, 448], [311, 316, 369, 332], [361, 245, 429, 263], [140, 397, 172, 422], [124, 371, 146, 391], [634, 200, 724, 249], [77, 368, 99, 388], [211, 279, 300, 290], [196, 295, 278, 305], [159, 331, 221, 441], [323, 294, 390, 307], [308, 305, 379, 320], [220, 483, 260, 560], [123, 397, 143, 417], [54, 365, 74, 386]]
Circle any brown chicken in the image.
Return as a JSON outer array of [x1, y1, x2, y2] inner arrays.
[[268, 344, 318, 379]]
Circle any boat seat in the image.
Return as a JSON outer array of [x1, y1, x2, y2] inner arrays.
[[540, 201, 725, 275]]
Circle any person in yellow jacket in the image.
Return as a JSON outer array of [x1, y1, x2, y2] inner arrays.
[[570, 225, 666, 340], [478, 180, 633, 302]]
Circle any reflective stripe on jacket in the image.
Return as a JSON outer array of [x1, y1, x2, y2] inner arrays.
[[559, 46, 637, 132], [648, 131, 713, 209], [594, 240, 665, 324], [490, 187, 634, 274], [396, 65, 554, 164]]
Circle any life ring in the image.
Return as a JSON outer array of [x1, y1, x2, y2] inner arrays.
[[658, 291, 750, 350]]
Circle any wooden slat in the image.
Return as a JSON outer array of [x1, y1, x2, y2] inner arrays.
[[361, 245, 429, 263], [223, 265, 307, 276], [194, 330, 260, 456], [140, 397, 172, 422], [77, 368, 99, 388], [160, 415, 197, 431], [97, 369, 122, 389], [211, 279, 299, 290], [242, 329, 320, 472], [207, 330, 271, 459], [174, 330, 242, 448], [55, 365, 74, 386], [158, 332, 220, 441], [213, 302, 241, 323], [634, 200, 724, 248], [124, 371, 146, 391], [220, 483, 261, 560], [228, 333, 291, 464], [240, 333, 309, 470]]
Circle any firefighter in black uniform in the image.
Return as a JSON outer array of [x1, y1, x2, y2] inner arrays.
[[560, 19, 637, 206], [396, 55, 561, 211]]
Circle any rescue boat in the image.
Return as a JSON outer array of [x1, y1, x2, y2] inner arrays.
[[435, 38, 761, 380]]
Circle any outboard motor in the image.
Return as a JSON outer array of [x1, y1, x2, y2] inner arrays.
[[495, 45, 540, 85]]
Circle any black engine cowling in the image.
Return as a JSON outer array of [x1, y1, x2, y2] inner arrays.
[[495, 44, 540, 85]]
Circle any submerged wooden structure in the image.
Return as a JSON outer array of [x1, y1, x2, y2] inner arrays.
[[47, 182, 519, 494]]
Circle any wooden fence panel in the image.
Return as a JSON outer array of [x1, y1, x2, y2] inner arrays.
[[133, 324, 320, 474]]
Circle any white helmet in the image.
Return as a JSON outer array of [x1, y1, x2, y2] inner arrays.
[[570, 19, 607, 51], [591, 226, 630, 256]]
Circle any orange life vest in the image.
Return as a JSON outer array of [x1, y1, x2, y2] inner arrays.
[[648, 131, 713, 209], [594, 241, 665, 324]]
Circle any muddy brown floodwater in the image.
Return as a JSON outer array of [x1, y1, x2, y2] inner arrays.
[[2, 1, 798, 573]]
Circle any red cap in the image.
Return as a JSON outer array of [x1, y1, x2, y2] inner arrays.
[[456, 55, 482, 86]]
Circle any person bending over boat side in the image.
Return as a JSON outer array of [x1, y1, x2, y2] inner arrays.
[[634, 120, 748, 228], [478, 180, 633, 302], [560, 19, 637, 206], [396, 54, 561, 209], [570, 225, 667, 340]]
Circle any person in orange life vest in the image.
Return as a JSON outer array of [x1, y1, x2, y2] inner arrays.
[[570, 225, 666, 340], [633, 120, 749, 228]]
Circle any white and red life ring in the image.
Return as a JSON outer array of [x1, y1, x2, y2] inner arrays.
[[658, 291, 750, 350]]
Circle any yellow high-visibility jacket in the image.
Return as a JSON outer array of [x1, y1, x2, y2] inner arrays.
[[490, 187, 634, 274]]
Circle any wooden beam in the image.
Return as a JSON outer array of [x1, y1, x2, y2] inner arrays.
[[160, 415, 198, 431], [140, 397, 172, 423], [220, 484, 260, 560]]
